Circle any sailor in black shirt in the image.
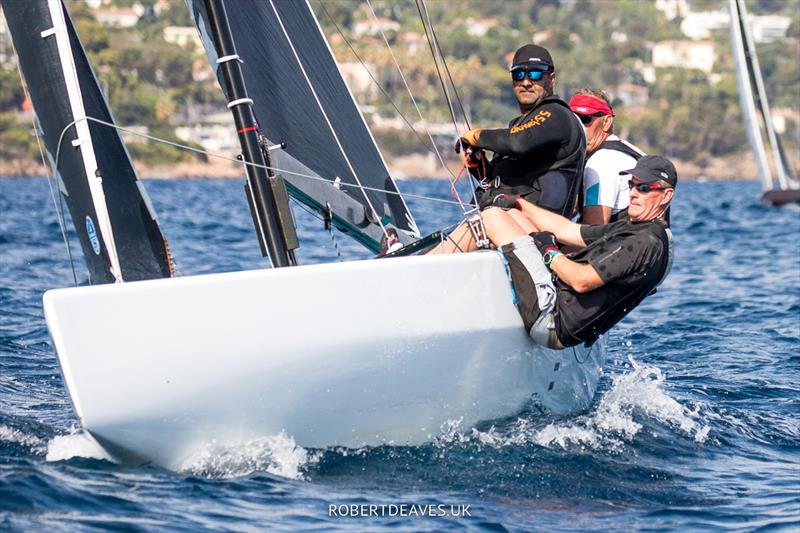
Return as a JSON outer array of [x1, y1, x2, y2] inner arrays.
[[461, 44, 585, 217], [481, 155, 677, 348], [428, 44, 584, 255]]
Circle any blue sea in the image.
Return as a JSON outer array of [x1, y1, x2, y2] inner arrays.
[[1, 177, 798, 531]]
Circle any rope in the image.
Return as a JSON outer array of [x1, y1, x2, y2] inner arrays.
[[316, 1, 431, 153], [422, 1, 470, 131], [14, 56, 80, 286], [414, 0, 483, 210], [75, 116, 468, 208], [268, 0, 389, 238], [364, 0, 468, 217], [415, 0, 460, 136]]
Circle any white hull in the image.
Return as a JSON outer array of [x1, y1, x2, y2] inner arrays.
[[44, 253, 605, 470]]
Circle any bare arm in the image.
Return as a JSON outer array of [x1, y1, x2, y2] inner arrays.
[[548, 254, 604, 293], [516, 198, 586, 247], [581, 205, 612, 225]]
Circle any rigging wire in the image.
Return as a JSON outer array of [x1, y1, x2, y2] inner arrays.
[[425, 3, 471, 131], [267, 0, 389, 239], [364, 0, 468, 215], [414, 0, 460, 136], [15, 59, 80, 287], [316, 1, 432, 153], [414, 0, 483, 209], [76, 116, 467, 207]]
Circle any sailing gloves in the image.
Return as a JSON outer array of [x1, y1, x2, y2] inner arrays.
[[460, 128, 481, 147], [533, 231, 562, 269], [480, 193, 520, 210]]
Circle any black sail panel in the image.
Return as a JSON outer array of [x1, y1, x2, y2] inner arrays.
[[2, 0, 171, 283], [188, 0, 419, 251]]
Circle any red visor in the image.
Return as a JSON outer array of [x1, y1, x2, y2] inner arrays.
[[569, 94, 614, 117]]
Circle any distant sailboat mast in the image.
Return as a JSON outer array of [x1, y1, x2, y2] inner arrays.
[[730, 0, 772, 192], [734, 0, 790, 190], [730, 0, 798, 201]]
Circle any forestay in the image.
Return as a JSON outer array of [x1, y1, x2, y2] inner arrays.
[[2, 0, 172, 284], [187, 0, 420, 252]]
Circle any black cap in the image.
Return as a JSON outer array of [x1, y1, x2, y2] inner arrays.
[[619, 155, 678, 186], [511, 44, 554, 71]]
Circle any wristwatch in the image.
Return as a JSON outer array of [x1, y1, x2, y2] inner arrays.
[[543, 249, 562, 268]]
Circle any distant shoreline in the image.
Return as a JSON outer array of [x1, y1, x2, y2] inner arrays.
[[0, 151, 780, 181]]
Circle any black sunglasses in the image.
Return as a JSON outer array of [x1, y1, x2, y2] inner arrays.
[[628, 180, 672, 193], [577, 112, 606, 125]]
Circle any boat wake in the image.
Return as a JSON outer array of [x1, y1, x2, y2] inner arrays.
[[532, 357, 710, 451], [178, 432, 321, 480], [45, 429, 113, 463], [433, 356, 710, 453], [0, 423, 48, 455]]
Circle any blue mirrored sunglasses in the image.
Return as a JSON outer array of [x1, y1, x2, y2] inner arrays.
[[511, 68, 546, 82]]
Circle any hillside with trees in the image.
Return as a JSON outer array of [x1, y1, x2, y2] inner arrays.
[[0, 0, 797, 178]]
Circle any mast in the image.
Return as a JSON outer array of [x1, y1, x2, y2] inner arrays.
[[735, 0, 789, 190], [729, 0, 772, 192], [204, 0, 295, 267]]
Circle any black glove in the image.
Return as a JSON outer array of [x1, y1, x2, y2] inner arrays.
[[479, 193, 519, 210], [533, 231, 562, 268]]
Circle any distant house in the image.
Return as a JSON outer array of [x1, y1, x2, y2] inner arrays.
[[750, 15, 791, 43], [94, 6, 141, 28], [464, 17, 496, 37], [400, 32, 426, 54], [338, 62, 378, 99], [680, 10, 730, 40], [771, 108, 800, 136], [0, 7, 14, 67], [655, 0, 689, 21], [352, 17, 400, 38], [681, 10, 790, 44], [163, 26, 202, 52], [615, 83, 649, 108], [175, 123, 238, 156], [652, 40, 715, 73]]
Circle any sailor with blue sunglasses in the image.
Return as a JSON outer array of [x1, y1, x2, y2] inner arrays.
[[447, 44, 586, 240]]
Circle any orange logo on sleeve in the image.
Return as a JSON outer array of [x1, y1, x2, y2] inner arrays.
[[510, 110, 551, 134]]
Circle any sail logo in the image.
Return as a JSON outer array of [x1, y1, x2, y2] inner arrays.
[[85, 216, 101, 255]]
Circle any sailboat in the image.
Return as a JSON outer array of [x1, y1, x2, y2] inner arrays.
[[729, 0, 799, 206], [4, 0, 605, 470]]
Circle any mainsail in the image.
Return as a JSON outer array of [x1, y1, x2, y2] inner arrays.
[[187, 0, 420, 252], [2, 0, 172, 283]]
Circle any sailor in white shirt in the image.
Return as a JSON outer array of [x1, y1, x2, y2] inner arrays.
[[569, 91, 645, 224]]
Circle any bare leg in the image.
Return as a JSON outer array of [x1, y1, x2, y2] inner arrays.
[[426, 221, 478, 254], [507, 208, 539, 233], [482, 207, 530, 247]]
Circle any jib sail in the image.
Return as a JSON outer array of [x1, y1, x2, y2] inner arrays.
[[2, 0, 172, 283], [188, 0, 419, 252]]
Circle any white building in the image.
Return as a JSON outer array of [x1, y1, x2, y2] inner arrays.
[[680, 10, 730, 40], [175, 123, 238, 156], [681, 9, 790, 44], [94, 6, 141, 28], [751, 15, 791, 43], [464, 17, 496, 37], [163, 26, 202, 52], [352, 17, 399, 38], [652, 40, 715, 73], [655, 0, 689, 21], [338, 62, 378, 99]]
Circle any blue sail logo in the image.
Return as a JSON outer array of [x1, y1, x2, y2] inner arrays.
[[85, 216, 101, 255]]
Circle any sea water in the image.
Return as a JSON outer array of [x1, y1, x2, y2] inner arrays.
[[1, 178, 798, 531]]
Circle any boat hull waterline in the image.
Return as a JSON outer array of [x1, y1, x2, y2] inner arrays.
[[44, 252, 605, 470]]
